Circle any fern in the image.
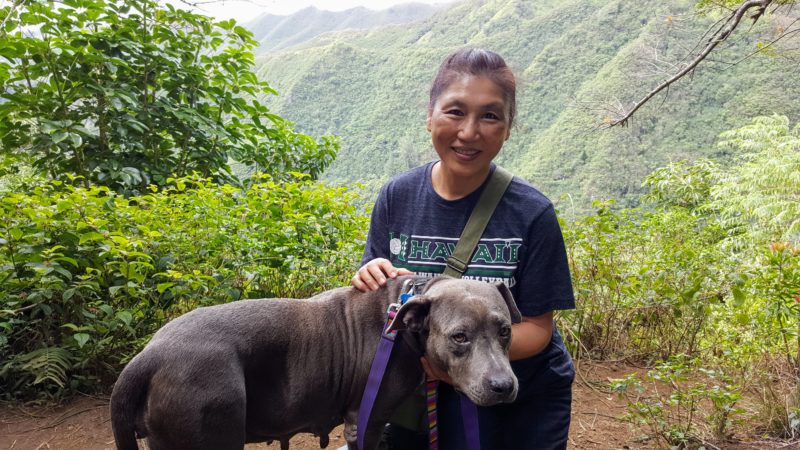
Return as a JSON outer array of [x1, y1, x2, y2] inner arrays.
[[9, 347, 74, 388], [710, 115, 800, 246]]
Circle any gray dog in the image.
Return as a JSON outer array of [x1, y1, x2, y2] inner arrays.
[[110, 275, 521, 450]]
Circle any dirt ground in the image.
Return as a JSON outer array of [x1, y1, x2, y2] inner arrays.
[[0, 362, 794, 450]]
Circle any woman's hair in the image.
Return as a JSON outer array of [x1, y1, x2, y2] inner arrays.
[[429, 48, 517, 127]]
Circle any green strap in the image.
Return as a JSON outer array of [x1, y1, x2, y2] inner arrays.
[[443, 166, 513, 278]]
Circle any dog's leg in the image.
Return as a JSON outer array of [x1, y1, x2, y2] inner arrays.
[[342, 418, 357, 449]]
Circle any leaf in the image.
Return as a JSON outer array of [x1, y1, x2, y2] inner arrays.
[[98, 304, 114, 316], [732, 287, 746, 306], [116, 310, 132, 326], [68, 133, 82, 147], [156, 282, 174, 294], [14, 347, 73, 388], [79, 231, 104, 244], [73, 333, 90, 348], [54, 256, 79, 267], [51, 131, 68, 143], [109, 285, 125, 296]]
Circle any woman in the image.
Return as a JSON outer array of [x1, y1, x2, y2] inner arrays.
[[352, 48, 575, 450]]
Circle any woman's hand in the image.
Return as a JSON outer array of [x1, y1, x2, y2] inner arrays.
[[351, 258, 414, 292], [421, 356, 453, 385]]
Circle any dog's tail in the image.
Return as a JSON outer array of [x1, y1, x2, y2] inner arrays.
[[110, 353, 154, 450]]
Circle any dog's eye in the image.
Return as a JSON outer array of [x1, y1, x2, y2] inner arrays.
[[499, 326, 511, 338], [451, 333, 468, 344]]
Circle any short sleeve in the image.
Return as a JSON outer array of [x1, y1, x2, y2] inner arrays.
[[361, 184, 391, 266], [513, 205, 575, 317]]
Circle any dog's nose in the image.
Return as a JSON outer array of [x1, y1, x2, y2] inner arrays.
[[487, 376, 515, 395]]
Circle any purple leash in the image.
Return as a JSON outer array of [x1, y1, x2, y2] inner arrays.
[[356, 281, 482, 450], [356, 305, 399, 450], [459, 392, 481, 450]]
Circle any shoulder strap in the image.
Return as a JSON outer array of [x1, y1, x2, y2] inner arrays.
[[443, 166, 513, 278]]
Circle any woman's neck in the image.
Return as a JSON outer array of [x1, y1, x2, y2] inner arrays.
[[431, 161, 491, 201]]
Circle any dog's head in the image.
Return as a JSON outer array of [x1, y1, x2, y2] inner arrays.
[[387, 276, 521, 406]]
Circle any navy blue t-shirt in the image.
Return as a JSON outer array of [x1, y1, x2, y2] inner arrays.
[[362, 162, 575, 392]]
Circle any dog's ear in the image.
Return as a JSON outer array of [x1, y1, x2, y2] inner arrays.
[[495, 283, 522, 324], [419, 275, 450, 294], [387, 296, 432, 334]]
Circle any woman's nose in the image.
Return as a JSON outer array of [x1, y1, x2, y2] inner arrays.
[[458, 118, 480, 141]]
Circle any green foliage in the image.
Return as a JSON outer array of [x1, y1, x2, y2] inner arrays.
[[0, 0, 337, 194], [708, 115, 800, 245], [564, 115, 800, 360], [562, 201, 728, 361], [611, 355, 744, 448], [562, 116, 800, 443], [0, 175, 366, 398], [642, 159, 718, 210]]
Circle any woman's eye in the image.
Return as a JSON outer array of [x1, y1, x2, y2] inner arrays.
[[452, 333, 468, 344], [484, 112, 500, 120], [444, 109, 463, 116]]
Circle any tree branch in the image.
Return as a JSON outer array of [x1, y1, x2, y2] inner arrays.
[[606, 0, 774, 128], [721, 17, 800, 66]]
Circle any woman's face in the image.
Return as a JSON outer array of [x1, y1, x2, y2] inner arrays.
[[427, 75, 511, 181]]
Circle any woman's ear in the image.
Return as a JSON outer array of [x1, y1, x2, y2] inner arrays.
[[426, 114, 432, 133]]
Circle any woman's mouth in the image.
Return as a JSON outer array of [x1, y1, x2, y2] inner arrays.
[[452, 147, 480, 161]]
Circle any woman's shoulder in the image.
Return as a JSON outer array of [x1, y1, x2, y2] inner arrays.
[[379, 163, 431, 195], [504, 172, 555, 215]]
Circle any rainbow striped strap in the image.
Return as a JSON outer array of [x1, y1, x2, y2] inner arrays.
[[426, 379, 439, 450]]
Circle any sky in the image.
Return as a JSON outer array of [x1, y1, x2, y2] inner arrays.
[[174, 0, 453, 22]]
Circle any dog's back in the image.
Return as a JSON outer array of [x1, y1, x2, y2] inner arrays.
[[108, 286, 390, 450]]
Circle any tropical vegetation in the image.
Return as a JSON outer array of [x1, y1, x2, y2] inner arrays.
[[1, 0, 799, 448]]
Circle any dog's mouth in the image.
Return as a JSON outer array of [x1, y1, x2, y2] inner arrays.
[[456, 383, 518, 407]]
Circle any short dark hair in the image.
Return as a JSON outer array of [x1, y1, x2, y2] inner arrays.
[[429, 48, 517, 127]]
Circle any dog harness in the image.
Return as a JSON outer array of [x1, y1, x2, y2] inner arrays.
[[357, 280, 481, 450]]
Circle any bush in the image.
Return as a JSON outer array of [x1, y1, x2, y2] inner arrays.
[[0, 175, 367, 399], [0, 0, 338, 193], [561, 201, 729, 362], [611, 355, 744, 448]]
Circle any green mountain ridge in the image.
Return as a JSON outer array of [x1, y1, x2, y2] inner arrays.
[[245, 3, 446, 54], [253, 0, 800, 210]]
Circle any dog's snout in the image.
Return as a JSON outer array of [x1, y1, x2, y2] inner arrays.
[[487, 376, 514, 395]]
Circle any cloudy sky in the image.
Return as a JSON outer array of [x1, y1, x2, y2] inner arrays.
[[175, 0, 453, 22]]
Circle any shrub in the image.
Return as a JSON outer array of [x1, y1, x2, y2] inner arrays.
[[0, 175, 366, 398], [561, 201, 729, 362], [611, 355, 744, 448]]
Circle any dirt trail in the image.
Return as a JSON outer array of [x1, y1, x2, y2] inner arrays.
[[0, 363, 780, 449]]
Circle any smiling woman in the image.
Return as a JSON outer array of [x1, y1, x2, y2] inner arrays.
[[350, 48, 576, 450], [427, 76, 511, 200]]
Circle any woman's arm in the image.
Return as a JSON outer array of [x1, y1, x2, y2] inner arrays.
[[509, 311, 553, 361]]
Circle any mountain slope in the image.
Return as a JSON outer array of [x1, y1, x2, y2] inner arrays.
[[246, 3, 444, 54], [254, 0, 800, 209]]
